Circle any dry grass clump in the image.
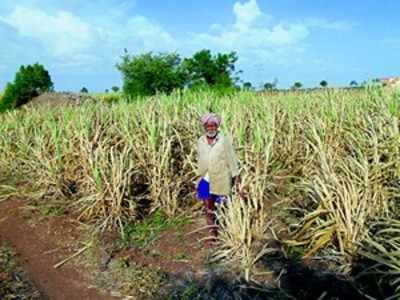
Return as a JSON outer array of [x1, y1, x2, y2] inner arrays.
[[213, 174, 277, 281], [359, 218, 400, 299]]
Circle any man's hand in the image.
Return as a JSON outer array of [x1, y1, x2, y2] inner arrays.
[[192, 180, 198, 197]]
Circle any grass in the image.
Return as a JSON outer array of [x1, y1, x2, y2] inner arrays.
[[36, 202, 66, 217], [122, 210, 190, 248], [95, 256, 168, 299], [0, 87, 399, 295]]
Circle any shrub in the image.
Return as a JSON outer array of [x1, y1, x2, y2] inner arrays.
[[101, 93, 121, 104], [292, 81, 303, 89], [117, 52, 186, 98], [117, 49, 242, 98], [0, 63, 53, 112], [263, 82, 274, 90], [182, 49, 240, 90], [243, 82, 253, 90], [350, 80, 358, 87], [320, 80, 328, 88], [0, 83, 17, 112]]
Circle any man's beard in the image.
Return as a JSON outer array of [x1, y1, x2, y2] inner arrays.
[[206, 131, 218, 138]]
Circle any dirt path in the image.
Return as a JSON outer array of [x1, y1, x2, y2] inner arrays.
[[0, 199, 118, 300], [0, 198, 373, 299]]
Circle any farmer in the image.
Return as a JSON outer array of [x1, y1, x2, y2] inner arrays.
[[196, 112, 241, 244]]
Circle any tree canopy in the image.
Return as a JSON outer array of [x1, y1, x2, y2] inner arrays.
[[117, 49, 241, 98], [350, 80, 358, 87], [320, 80, 328, 88], [0, 63, 53, 112], [182, 49, 239, 90], [117, 52, 186, 98], [292, 81, 303, 89]]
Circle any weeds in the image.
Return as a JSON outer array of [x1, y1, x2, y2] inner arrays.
[[122, 210, 190, 248]]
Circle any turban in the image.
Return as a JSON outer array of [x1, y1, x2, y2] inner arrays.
[[201, 113, 221, 126]]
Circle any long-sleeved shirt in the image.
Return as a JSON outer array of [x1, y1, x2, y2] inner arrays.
[[196, 133, 240, 196]]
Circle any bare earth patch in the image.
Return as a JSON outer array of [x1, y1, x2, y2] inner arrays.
[[0, 199, 118, 300], [0, 198, 376, 299], [0, 242, 43, 300], [0, 198, 215, 299]]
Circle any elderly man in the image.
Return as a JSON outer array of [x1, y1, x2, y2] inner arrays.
[[196, 112, 241, 244]]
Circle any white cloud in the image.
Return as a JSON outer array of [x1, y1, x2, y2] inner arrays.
[[108, 0, 137, 18], [0, 3, 177, 70], [0, 5, 95, 57], [189, 0, 309, 67], [125, 16, 177, 50], [305, 18, 356, 31], [185, 0, 343, 87], [192, 23, 308, 50], [233, 0, 263, 30], [188, 0, 356, 63]]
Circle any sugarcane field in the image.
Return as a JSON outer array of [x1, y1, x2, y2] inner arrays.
[[1, 1, 400, 299]]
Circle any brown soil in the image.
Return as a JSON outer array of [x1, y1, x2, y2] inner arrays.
[[87, 212, 214, 299], [0, 242, 43, 299], [0, 199, 118, 300], [0, 198, 214, 299], [0, 197, 376, 299], [114, 215, 210, 280]]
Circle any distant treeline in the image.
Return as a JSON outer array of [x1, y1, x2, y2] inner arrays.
[[0, 48, 374, 111]]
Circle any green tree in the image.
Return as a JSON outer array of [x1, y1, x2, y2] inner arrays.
[[117, 51, 186, 97], [0, 63, 53, 112], [320, 80, 328, 88], [350, 80, 358, 87], [80, 87, 88, 93], [243, 82, 252, 90], [264, 78, 278, 91], [264, 82, 275, 90], [0, 83, 17, 112], [182, 49, 239, 90], [111, 86, 120, 93], [292, 81, 303, 90], [264, 81, 276, 91]]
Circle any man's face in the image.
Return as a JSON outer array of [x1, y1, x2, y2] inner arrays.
[[205, 122, 218, 138]]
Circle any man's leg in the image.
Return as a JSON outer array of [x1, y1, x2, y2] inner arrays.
[[204, 198, 217, 243]]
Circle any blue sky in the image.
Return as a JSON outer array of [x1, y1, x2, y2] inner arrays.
[[1, 0, 399, 91]]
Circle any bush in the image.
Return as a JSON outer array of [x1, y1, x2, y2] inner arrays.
[[292, 81, 303, 90], [243, 82, 253, 90], [263, 82, 274, 90], [116, 49, 241, 98], [0, 83, 17, 112], [182, 49, 240, 90], [117, 52, 186, 98], [101, 93, 121, 104], [0, 63, 53, 112], [320, 80, 328, 88]]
